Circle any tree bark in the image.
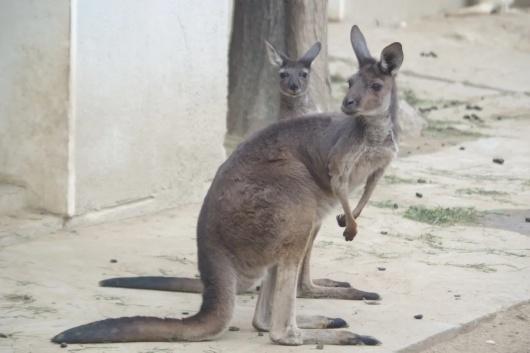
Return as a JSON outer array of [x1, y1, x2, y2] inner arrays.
[[226, 0, 330, 151]]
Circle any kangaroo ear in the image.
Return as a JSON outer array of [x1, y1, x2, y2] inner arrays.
[[265, 40, 286, 67], [379, 42, 403, 76], [350, 25, 372, 66], [299, 41, 321, 67]]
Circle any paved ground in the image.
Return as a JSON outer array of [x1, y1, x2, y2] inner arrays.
[[1, 10, 530, 353]]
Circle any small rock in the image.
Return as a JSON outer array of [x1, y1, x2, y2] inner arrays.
[[463, 114, 471, 120], [414, 314, 423, 320], [256, 286, 261, 292], [258, 331, 264, 336], [316, 343, 325, 350], [415, 192, 423, 198], [525, 217, 530, 223], [182, 311, 189, 315], [393, 203, 399, 209], [420, 51, 437, 58], [109, 259, 118, 263], [493, 158, 504, 165], [60, 342, 68, 348], [459, 146, 465, 150], [377, 267, 386, 271], [380, 231, 388, 235], [486, 340, 496, 345], [417, 178, 427, 184], [229, 326, 240, 332], [0, 333, 8, 338]]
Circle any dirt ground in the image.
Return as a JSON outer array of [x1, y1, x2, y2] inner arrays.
[[418, 302, 530, 353], [1, 9, 530, 353]]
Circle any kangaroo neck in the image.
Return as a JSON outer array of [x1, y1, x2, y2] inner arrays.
[[279, 92, 313, 119], [358, 113, 394, 145]]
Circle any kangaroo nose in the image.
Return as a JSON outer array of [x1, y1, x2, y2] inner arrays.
[[343, 97, 356, 107], [289, 83, 299, 91]]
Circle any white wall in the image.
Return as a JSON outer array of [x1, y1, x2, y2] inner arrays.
[[0, 0, 71, 214], [72, 0, 229, 215]]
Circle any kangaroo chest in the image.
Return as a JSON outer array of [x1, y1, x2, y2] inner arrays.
[[348, 132, 397, 190]]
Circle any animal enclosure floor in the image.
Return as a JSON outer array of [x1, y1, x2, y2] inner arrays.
[[2, 10, 530, 353]]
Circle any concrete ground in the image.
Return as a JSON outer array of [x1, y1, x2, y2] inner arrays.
[[1, 10, 530, 353]]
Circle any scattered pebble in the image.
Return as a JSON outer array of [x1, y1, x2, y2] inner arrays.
[[0, 333, 8, 338], [525, 217, 530, 223], [380, 231, 388, 235], [417, 178, 427, 184], [497, 116, 503, 120], [415, 192, 423, 198], [316, 343, 325, 350], [470, 113, 482, 121], [465, 104, 482, 111], [229, 326, 240, 332], [486, 340, 496, 345], [459, 146, 465, 150], [414, 314, 423, 320], [109, 259, 118, 263], [256, 286, 261, 292], [258, 332, 264, 336], [377, 267, 386, 271], [493, 158, 504, 165], [182, 311, 189, 315], [393, 203, 399, 209], [454, 294, 461, 300], [60, 342, 68, 348], [420, 51, 438, 58], [463, 114, 471, 120]]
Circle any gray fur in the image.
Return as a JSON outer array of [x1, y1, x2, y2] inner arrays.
[[52, 25, 401, 346], [266, 41, 321, 120]]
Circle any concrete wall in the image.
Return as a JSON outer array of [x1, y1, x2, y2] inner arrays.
[[72, 0, 229, 215], [0, 0, 71, 214]]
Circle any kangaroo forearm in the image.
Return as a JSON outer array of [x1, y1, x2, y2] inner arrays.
[[352, 168, 385, 218]]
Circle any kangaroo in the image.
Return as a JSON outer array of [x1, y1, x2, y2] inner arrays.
[[99, 41, 369, 299], [265, 40, 321, 120], [52, 25, 403, 346]]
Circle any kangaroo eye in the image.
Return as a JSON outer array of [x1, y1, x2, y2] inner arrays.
[[279, 72, 289, 79], [299, 72, 308, 78], [371, 83, 383, 92]]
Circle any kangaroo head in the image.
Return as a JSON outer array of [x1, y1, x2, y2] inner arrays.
[[342, 25, 403, 116], [265, 41, 321, 97]]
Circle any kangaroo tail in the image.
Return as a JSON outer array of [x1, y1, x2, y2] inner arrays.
[[52, 253, 236, 343], [100, 276, 203, 293]]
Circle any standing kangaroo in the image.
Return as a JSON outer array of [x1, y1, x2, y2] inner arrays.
[[53, 25, 403, 346], [100, 41, 369, 299]]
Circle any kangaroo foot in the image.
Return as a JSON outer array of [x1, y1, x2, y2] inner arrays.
[[297, 315, 348, 329], [298, 285, 380, 300], [254, 315, 348, 332], [270, 328, 380, 346], [300, 329, 381, 345], [312, 278, 351, 288]]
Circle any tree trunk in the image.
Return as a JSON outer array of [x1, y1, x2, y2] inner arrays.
[[226, 0, 330, 152]]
